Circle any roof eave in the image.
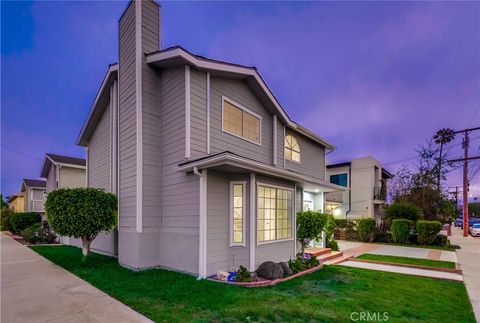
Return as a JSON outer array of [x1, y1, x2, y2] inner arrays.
[[77, 63, 118, 146]]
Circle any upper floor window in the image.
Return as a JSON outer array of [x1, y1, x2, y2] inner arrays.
[[330, 173, 348, 187], [222, 97, 261, 145], [284, 135, 300, 162]]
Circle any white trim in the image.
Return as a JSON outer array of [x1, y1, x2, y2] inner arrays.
[[256, 182, 294, 246], [194, 167, 207, 279], [273, 115, 277, 166], [85, 148, 88, 187], [283, 125, 286, 168], [109, 84, 113, 192], [135, 0, 143, 233], [112, 79, 118, 195], [206, 72, 211, 155], [146, 47, 335, 150], [175, 153, 347, 192], [221, 95, 262, 146], [249, 173, 256, 271], [185, 65, 191, 159], [229, 181, 247, 247], [293, 184, 297, 256]]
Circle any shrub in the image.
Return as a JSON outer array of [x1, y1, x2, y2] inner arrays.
[[234, 265, 253, 282], [288, 257, 306, 274], [326, 239, 339, 251], [296, 211, 329, 255], [334, 219, 348, 228], [433, 234, 449, 247], [417, 221, 443, 245], [45, 188, 117, 257], [374, 230, 392, 243], [11, 212, 41, 233], [0, 207, 14, 231], [357, 219, 376, 242], [305, 255, 319, 269], [391, 219, 413, 243], [20, 223, 42, 243], [385, 202, 420, 226]]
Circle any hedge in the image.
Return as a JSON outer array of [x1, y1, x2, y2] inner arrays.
[[11, 212, 42, 233], [385, 202, 420, 225], [358, 219, 376, 242], [417, 220, 442, 245], [391, 219, 413, 243], [0, 207, 14, 231]]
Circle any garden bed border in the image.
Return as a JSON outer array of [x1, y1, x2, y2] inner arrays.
[[207, 264, 324, 287]]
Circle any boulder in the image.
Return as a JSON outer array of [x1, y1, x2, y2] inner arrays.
[[256, 261, 284, 279], [280, 262, 293, 276]]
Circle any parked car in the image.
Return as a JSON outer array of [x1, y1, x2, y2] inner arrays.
[[470, 223, 480, 237], [469, 218, 480, 228], [454, 217, 463, 227]]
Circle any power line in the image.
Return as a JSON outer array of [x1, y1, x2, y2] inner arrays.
[[1, 145, 43, 161]]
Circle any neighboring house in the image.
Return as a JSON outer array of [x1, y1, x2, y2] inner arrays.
[[7, 194, 25, 213], [20, 179, 46, 213], [40, 153, 87, 247], [40, 153, 87, 192], [325, 156, 393, 223], [76, 0, 344, 277]]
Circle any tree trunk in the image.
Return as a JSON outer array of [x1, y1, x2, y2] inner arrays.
[[82, 237, 91, 257]]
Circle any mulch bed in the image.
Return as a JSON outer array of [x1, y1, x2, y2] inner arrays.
[[208, 264, 324, 287]]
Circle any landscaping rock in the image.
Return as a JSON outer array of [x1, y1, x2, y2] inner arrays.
[[256, 261, 284, 279], [280, 262, 293, 276]]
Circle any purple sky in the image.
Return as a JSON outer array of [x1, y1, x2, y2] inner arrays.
[[2, 1, 479, 200]]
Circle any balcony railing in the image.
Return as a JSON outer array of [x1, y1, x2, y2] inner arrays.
[[373, 186, 387, 201]]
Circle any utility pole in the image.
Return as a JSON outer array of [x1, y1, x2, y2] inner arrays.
[[449, 126, 480, 237], [449, 186, 461, 215]]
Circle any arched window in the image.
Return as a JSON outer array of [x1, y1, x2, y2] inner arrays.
[[284, 135, 300, 162]]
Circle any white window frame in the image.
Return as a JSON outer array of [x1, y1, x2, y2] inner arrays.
[[230, 181, 247, 247], [256, 182, 294, 246], [221, 95, 262, 146], [284, 134, 301, 164]]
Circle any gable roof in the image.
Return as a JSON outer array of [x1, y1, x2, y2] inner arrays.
[[77, 63, 118, 146], [40, 153, 86, 178], [7, 194, 23, 203], [22, 179, 46, 190], [77, 46, 335, 150], [146, 46, 335, 150]]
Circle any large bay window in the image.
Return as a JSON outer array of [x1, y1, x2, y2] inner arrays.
[[222, 97, 261, 145], [230, 182, 246, 246], [257, 184, 293, 243]]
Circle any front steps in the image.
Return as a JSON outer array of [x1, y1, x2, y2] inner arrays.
[[304, 247, 352, 265]]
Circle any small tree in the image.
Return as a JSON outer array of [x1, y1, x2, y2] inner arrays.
[[45, 188, 117, 257], [296, 210, 328, 256]]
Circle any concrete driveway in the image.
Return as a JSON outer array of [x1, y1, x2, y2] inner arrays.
[[1, 233, 152, 323], [449, 227, 480, 322]]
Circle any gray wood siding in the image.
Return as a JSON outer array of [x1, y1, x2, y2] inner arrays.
[[60, 167, 86, 189], [190, 69, 207, 158], [206, 172, 250, 275], [118, 2, 137, 230], [284, 129, 326, 181], [46, 165, 56, 193], [88, 100, 111, 191], [161, 67, 199, 234], [209, 77, 273, 164]]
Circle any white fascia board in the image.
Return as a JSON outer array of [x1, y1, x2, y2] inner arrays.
[[135, 0, 143, 233]]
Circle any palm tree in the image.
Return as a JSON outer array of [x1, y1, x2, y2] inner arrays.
[[433, 128, 456, 190]]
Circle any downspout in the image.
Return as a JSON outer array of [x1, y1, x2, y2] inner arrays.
[[345, 165, 352, 219], [194, 167, 207, 279]]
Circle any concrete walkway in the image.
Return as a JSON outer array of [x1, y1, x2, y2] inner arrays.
[[338, 240, 458, 263], [449, 227, 480, 322], [338, 260, 463, 281], [1, 233, 152, 323]]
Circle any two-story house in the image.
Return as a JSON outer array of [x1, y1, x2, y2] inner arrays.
[[40, 153, 88, 247], [76, 0, 344, 277], [20, 179, 46, 213], [325, 156, 393, 224]]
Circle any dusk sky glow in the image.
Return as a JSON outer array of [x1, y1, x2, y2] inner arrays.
[[1, 1, 479, 199]]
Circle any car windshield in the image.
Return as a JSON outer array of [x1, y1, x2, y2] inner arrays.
[[473, 224, 480, 229]]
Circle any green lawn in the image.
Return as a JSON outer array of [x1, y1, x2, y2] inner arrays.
[[31, 246, 474, 323], [356, 254, 456, 269]]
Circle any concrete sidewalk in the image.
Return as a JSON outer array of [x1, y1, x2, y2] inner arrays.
[[449, 227, 480, 322], [338, 240, 458, 263], [338, 260, 463, 281], [1, 233, 152, 323]]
